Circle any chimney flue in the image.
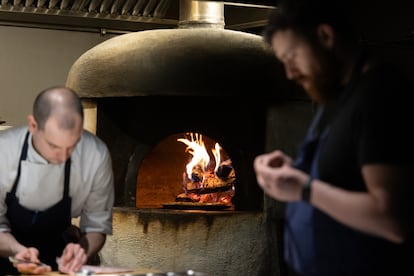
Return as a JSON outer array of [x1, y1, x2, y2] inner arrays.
[[178, 0, 225, 29]]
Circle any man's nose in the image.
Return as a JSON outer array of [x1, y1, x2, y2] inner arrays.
[[284, 62, 294, 80], [58, 149, 71, 162], [284, 63, 295, 80]]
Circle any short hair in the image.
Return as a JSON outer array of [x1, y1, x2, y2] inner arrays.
[[263, 0, 355, 45], [33, 86, 84, 130]]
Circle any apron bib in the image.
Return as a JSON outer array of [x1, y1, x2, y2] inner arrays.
[[0, 131, 72, 274], [284, 52, 367, 276], [284, 106, 328, 275]]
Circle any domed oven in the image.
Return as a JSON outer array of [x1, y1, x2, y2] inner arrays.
[[66, 1, 311, 275]]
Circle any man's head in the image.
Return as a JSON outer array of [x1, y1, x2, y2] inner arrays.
[[28, 86, 84, 164], [263, 0, 357, 103]]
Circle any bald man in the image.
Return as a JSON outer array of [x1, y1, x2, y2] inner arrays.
[[0, 86, 114, 274]]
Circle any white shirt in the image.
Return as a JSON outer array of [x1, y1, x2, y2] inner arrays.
[[0, 126, 114, 234]]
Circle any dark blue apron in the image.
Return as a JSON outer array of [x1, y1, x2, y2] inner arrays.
[[284, 53, 366, 276], [0, 131, 72, 274], [284, 106, 328, 275]]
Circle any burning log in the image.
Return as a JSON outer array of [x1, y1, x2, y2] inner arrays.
[[177, 165, 235, 204], [186, 173, 235, 194], [176, 190, 234, 204], [173, 133, 236, 206]]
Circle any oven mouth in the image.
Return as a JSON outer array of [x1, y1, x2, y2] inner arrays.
[[134, 132, 237, 211], [91, 96, 267, 211]]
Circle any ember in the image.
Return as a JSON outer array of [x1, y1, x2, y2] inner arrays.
[[176, 133, 236, 206]]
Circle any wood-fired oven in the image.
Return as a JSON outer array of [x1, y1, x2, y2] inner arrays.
[[65, 1, 312, 275]]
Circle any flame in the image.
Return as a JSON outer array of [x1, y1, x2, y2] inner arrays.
[[212, 142, 222, 172], [177, 133, 235, 205], [177, 133, 223, 181]]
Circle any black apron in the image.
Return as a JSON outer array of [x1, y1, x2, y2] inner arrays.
[[284, 53, 366, 276], [284, 106, 327, 276], [0, 131, 72, 274]]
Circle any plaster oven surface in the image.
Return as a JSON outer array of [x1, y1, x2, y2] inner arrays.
[[101, 208, 269, 275]]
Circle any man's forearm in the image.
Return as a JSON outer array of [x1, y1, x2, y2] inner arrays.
[[0, 231, 26, 257], [78, 232, 106, 260]]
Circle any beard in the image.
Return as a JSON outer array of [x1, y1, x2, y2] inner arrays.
[[296, 49, 340, 104]]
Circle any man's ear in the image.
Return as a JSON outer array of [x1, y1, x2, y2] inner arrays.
[[27, 114, 37, 133], [317, 24, 335, 49]]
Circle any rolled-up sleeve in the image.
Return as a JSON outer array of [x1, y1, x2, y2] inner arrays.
[[79, 147, 114, 234], [74, 132, 114, 235]]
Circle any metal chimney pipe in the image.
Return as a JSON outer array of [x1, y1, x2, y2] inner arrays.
[[178, 0, 225, 29]]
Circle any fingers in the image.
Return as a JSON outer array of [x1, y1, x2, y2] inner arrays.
[[15, 247, 39, 261], [14, 247, 52, 275], [254, 153, 286, 187], [58, 243, 87, 274], [268, 153, 286, 167], [255, 158, 308, 202], [14, 247, 52, 274], [254, 156, 274, 189], [32, 265, 53, 274], [254, 150, 292, 170], [17, 264, 52, 275]]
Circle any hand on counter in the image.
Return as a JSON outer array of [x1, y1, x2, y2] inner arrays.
[[57, 243, 87, 274], [10, 247, 52, 274]]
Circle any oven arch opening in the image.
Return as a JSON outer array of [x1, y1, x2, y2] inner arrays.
[[136, 132, 236, 210]]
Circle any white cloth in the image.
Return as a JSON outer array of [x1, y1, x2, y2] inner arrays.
[[0, 126, 114, 234]]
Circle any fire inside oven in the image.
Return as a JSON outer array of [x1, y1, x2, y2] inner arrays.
[[95, 96, 265, 212], [136, 132, 236, 210]]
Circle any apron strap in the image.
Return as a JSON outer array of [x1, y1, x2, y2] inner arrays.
[[10, 131, 30, 195], [63, 158, 71, 198]]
